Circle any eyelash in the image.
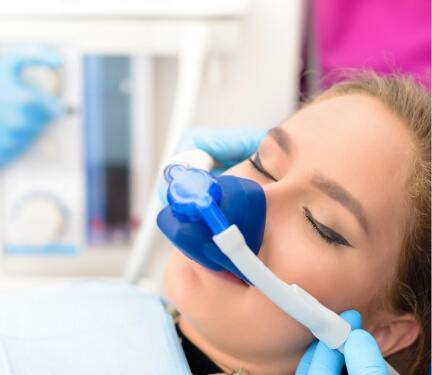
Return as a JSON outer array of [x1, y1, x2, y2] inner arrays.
[[304, 211, 337, 246], [303, 207, 352, 247], [248, 153, 278, 182]]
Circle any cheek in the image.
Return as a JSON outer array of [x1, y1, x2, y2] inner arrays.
[[261, 202, 382, 314], [163, 251, 199, 306]]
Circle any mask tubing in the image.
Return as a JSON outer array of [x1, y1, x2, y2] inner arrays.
[[200, 202, 230, 235]]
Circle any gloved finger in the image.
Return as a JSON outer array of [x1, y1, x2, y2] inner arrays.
[[0, 124, 35, 147], [18, 101, 58, 134], [8, 45, 62, 74], [33, 92, 64, 119], [304, 310, 363, 375], [0, 129, 32, 167], [340, 310, 363, 330], [344, 330, 388, 375], [174, 128, 240, 153], [0, 106, 40, 138], [0, 46, 62, 96], [308, 341, 345, 374], [295, 341, 318, 375], [194, 128, 266, 166]]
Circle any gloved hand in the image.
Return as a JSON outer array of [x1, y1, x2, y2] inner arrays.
[[193, 127, 266, 174], [159, 127, 266, 204], [0, 45, 63, 166], [295, 310, 388, 375]]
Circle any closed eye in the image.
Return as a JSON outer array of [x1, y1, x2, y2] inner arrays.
[[303, 206, 353, 247], [248, 153, 278, 182]]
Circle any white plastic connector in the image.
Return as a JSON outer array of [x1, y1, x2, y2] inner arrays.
[[158, 150, 216, 196], [160, 149, 215, 179]]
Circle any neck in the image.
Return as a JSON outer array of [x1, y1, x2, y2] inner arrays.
[[178, 316, 304, 375]]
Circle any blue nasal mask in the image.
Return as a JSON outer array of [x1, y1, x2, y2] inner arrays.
[[157, 164, 266, 283]]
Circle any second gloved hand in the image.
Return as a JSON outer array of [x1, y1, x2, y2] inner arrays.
[[0, 45, 63, 166], [295, 310, 388, 375], [193, 127, 266, 174]]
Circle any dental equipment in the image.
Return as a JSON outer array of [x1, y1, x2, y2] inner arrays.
[[157, 152, 398, 375]]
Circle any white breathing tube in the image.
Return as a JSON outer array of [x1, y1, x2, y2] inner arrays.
[[214, 225, 399, 375], [168, 149, 399, 375]]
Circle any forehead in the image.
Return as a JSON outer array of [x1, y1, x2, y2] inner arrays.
[[280, 94, 414, 237]]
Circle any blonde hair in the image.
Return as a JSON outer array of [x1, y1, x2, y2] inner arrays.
[[314, 72, 431, 375]]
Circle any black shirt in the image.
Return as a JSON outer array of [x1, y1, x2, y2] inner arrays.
[[175, 323, 224, 375]]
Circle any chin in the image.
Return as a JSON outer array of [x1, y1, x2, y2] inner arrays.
[[163, 249, 315, 363], [163, 248, 248, 321]]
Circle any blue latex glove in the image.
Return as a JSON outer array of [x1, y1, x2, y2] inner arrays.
[[296, 310, 388, 375], [193, 127, 267, 173], [0, 45, 63, 166], [159, 127, 266, 203]]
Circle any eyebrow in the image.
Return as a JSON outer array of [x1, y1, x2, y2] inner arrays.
[[268, 127, 291, 154], [311, 174, 369, 234], [268, 126, 369, 234]]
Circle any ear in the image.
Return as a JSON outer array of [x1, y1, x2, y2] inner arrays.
[[369, 313, 420, 357]]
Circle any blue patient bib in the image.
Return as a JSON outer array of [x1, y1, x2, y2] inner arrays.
[[0, 281, 191, 375]]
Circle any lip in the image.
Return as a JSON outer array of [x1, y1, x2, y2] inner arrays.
[[205, 268, 249, 287], [185, 255, 249, 287]]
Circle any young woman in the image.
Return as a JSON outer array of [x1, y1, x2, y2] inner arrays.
[[164, 73, 431, 374]]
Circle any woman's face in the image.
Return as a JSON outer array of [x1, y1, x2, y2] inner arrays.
[[164, 94, 414, 373]]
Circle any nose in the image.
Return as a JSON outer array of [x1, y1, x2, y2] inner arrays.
[[258, 171, 302, 208], [254, 175, 302, 260]]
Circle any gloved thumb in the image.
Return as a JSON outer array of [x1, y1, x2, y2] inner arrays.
[[345, 330, 388, 375]]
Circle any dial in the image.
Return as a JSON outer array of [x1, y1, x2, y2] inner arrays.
[[8, 194, 66, 246]]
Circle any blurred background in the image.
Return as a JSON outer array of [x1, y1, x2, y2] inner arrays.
[[0, 0, 429, 292]]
